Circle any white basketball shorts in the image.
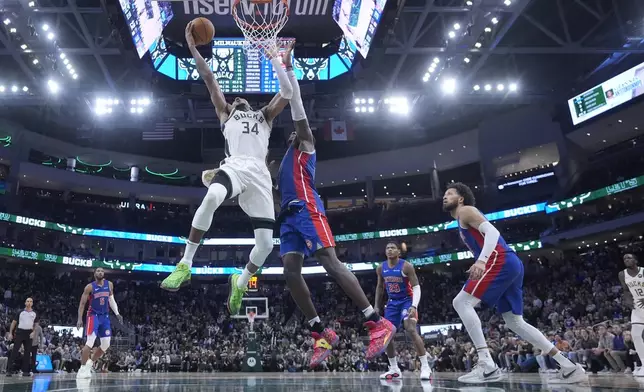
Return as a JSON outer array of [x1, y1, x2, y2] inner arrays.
[[218, 156, 275, 221], [632, 308, 644, 324]]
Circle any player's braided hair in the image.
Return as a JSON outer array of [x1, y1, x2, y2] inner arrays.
[[447, 182, 476, 206]]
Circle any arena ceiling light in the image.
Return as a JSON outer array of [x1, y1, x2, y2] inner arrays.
[[42, 24, 49, 31], [448, 31, 456, 39], [484, 27, 492, 33], [353, 97, 374, 113], [384, 96, 409, 115], [28, 1, 36, 7], [453, 23, 461, 30], [509, 83, 518, 92], [504, 0, 512, 5], [473, 84, 480, 91], [9, 27, 16, 34], [0, 86, 4, 93], [441, 78, 457, 95], [465, 0, 473, 5], [11, 86, 17, 93], [47, 79, 59, 94], [94, 98, 120, 116], [130, 96, 152, 114], [2, 18, 10, 25], [491, 17, 499, 24]]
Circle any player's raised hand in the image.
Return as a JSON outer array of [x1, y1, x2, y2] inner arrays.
[[467, 260, 486, 280], [185, 21, 196, 48], [281, 41, 294, 68]]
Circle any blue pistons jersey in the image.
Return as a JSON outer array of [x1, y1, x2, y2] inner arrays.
[[86, 280, 112, 338], [382, 259, 413, 301], [381, 259, 415, 327]]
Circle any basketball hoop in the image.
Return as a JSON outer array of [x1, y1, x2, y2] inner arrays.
[[247, 311, 256, 332], [232, 0, 289, 60]]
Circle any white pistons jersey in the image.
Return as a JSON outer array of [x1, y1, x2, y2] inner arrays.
[[625, 267, 644, 312], [223, 109, 271, 161]]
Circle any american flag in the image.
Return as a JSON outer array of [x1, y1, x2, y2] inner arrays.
[[143, 122, 175, 141]]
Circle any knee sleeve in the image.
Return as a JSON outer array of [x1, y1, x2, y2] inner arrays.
[[452, 290, 481, 314], [99, 337, 111, 352], [192, 183, 227, 231], [85, 333, 97, 348], [249, 228, 274, 268]]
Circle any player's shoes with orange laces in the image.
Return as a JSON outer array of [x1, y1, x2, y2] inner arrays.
[[364, 318, 396, 360]]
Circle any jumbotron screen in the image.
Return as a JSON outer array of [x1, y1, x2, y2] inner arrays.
[[568, 60, 644, 125], [119, 0, 174, 58], [332, 0, 388, 58]]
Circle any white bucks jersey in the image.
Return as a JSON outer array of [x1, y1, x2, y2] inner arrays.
[[625, 267, 644, 309], [223, 109, 271, 161]]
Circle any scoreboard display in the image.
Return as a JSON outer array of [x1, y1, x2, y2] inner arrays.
[[174, 38, 296, 94], [150, 36, 356, 92], [248, 276, 258, 292]]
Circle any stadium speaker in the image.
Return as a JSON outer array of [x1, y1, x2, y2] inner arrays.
[[163, 34, 213, 59], [293, 40, 339, 59]]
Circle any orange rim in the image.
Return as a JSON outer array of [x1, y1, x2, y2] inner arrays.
[[232, 0, 289, 31]]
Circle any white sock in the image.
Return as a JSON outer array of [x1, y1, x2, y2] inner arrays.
[[552, 352, 576, 371], [388, 356, 398, 369], [419, 354, 429, 368], [237, 267, 253, 288], [180, 240, 199, 268], [362, 306, 375, 318], [477, 348, 494, 366], [308, 316, 321, 327]]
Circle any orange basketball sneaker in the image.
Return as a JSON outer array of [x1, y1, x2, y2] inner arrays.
[[364, 318, 396, 359]]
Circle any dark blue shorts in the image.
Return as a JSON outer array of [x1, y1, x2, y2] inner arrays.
[[463, 252, 524, 315], [280, 207, 335, 257], [86, 313, 112, 338], [384, 297, 415, 328]]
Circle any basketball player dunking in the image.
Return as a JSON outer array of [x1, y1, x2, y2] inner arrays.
[[76, 268, 122, 379], [270, 44, 395, 366], [375, 242, 430, 380], [161, 22, 293, 317], [443, 183, 586, 384], [619, 253, 644, 377]]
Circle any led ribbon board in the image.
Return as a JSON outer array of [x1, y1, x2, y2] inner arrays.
[[0, 203, 546, 246], [546, 174, 644, 213], [0, 240, 542, 275]]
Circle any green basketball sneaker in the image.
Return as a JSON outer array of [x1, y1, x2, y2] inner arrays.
[[160, 263, 192, 292], [227, 273, 248, 314]]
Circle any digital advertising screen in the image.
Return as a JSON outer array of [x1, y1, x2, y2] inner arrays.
[[35, 355, 53, 373], [568, 60, 644, 125], [332, 0, 388, 58], [118, 0, 174, 58]]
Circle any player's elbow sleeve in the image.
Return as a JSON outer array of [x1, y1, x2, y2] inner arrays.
[[280, 86, 293, 100]]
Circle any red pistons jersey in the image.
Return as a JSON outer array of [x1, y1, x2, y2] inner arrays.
[[278, 146, 325, 214]]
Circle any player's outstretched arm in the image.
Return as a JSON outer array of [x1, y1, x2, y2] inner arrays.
[[618, 270, 634, 308], [109, 281, 124, 323], [262, 44, 294, 123], [374, 264, 385, 315], [185, 22, 231, 120], [77, 284, 92, 329]]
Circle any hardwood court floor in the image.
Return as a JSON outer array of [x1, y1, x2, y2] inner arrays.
[[2, 371, 644, 391]]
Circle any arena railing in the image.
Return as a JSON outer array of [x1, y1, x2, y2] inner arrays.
[[0, 240, 542, 276]]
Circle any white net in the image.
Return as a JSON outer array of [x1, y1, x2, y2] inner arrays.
[[232, 0, 289, 60]]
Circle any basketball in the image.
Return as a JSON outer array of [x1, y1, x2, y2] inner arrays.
[[191, 17, 215, 46]]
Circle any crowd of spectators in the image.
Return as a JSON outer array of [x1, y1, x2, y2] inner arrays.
[[0, 239, 641, 375]]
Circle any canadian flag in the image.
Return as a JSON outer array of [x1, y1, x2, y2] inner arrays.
[[324, 120, 354, 141]]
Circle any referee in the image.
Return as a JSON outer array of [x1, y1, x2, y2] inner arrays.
[[7, 297, 36, 377]]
